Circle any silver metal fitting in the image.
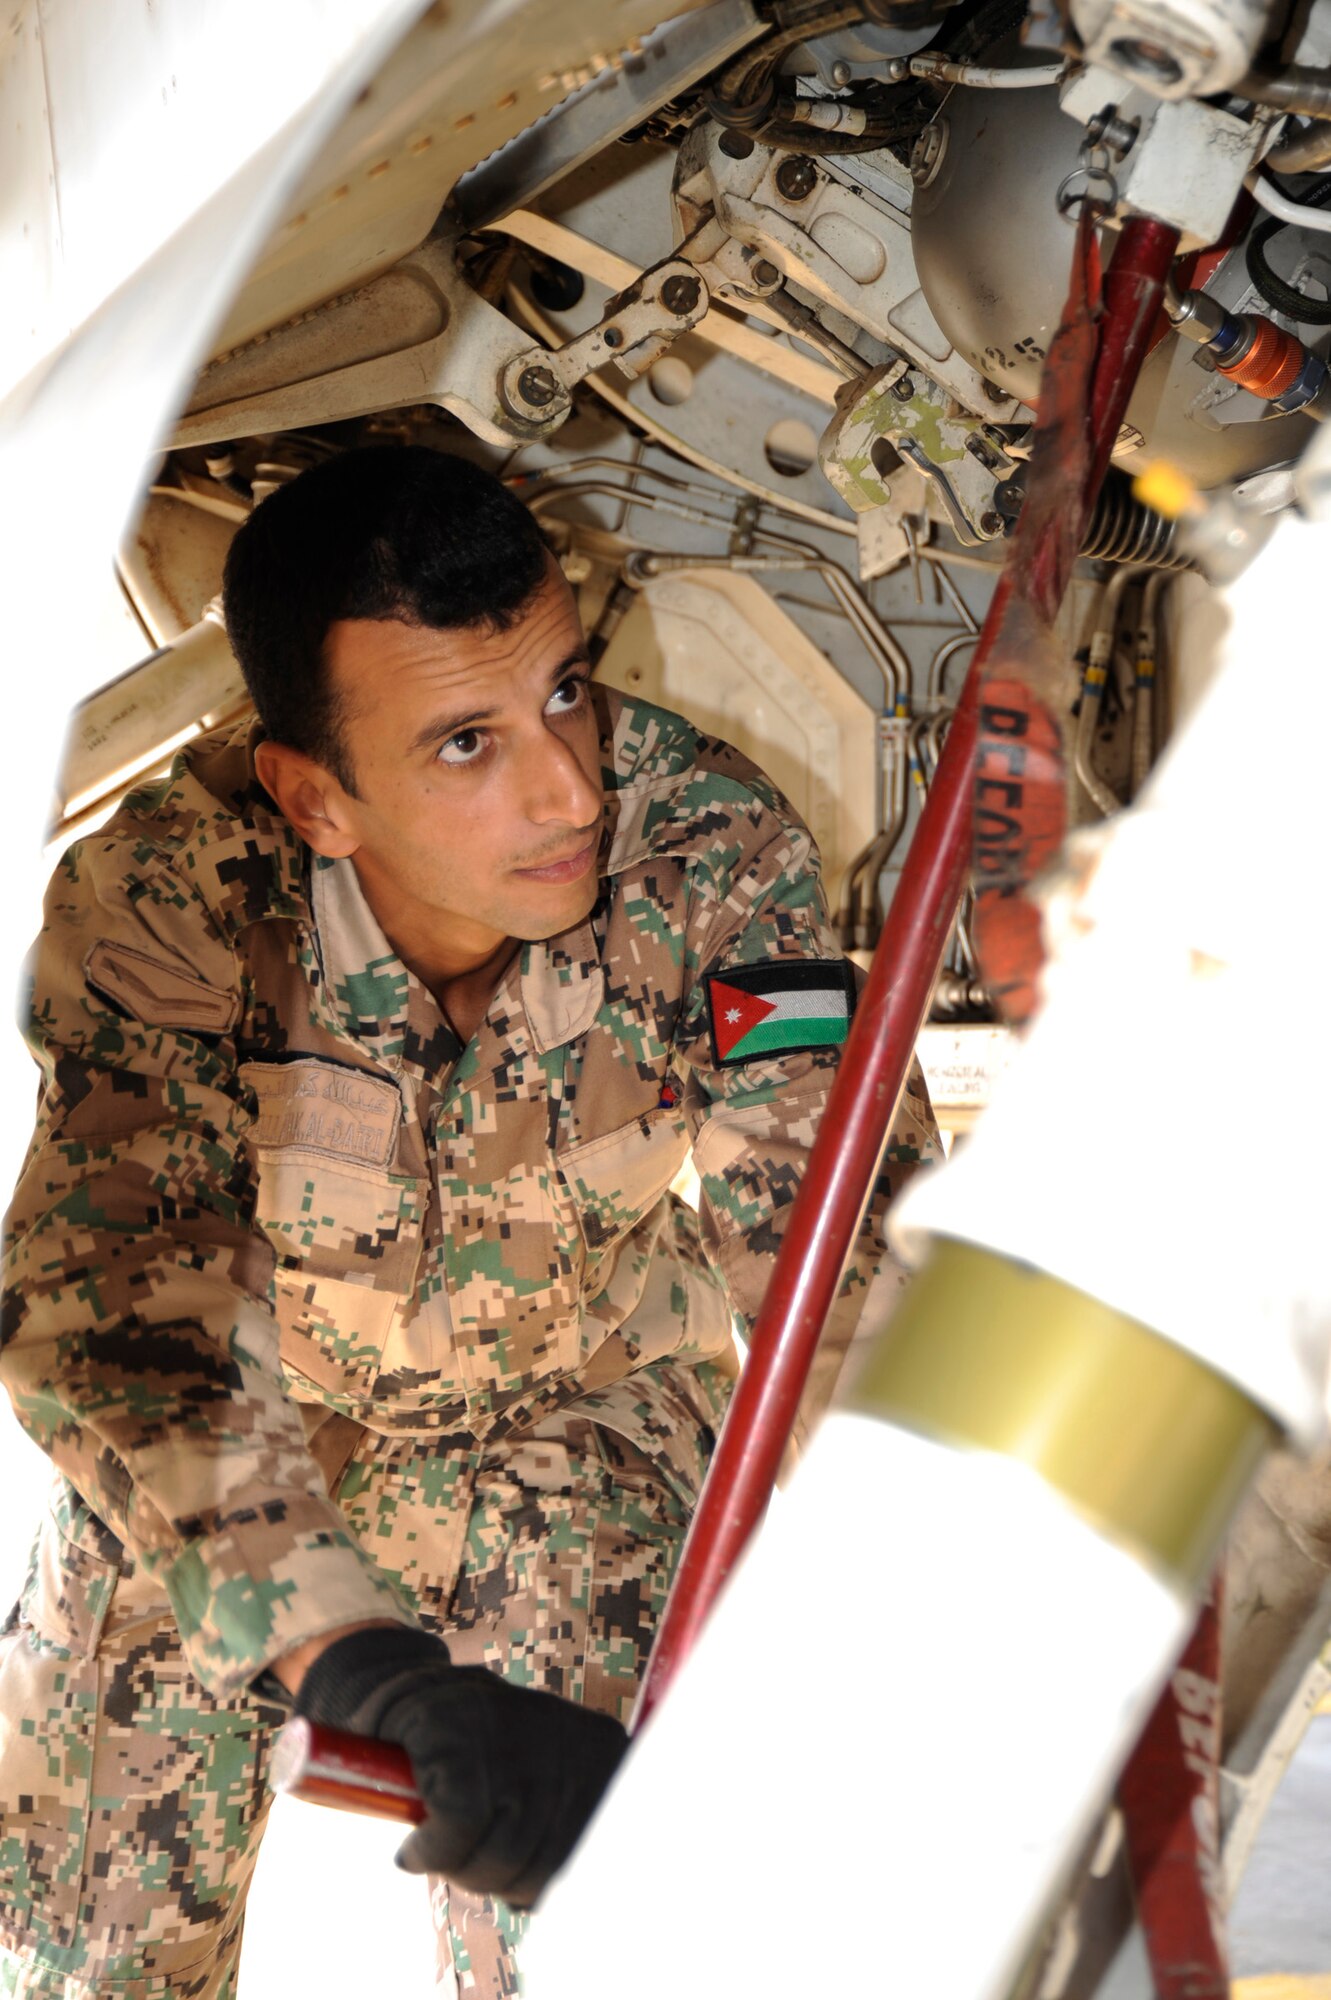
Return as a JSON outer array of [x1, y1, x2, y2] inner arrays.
[[910, 120, 948, 188]]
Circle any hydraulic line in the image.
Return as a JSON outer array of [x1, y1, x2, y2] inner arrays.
[[930, 555, 979, 633], [906, 53, 1062, 85], [626, 546, 908, 708], [927, 630, 979, 704], [511, 456, 859, 539], [633, 213, 1183, 1731], [529, 480, 740, 535], [1075, 568, 1139, 818], [1249, 170, 1331, 237], [851, 727, 910, 949], [1238, 63, 1331, 117], [1132, 572, 1168, 797]]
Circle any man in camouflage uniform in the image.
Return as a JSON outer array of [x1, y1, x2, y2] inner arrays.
[[0, 447, 939, 1998]]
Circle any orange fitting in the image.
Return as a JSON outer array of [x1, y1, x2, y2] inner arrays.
[[1218, 316, 1305, 399]]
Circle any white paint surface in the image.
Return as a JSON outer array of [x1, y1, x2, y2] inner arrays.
[[525, 1412, 1191, 2000]]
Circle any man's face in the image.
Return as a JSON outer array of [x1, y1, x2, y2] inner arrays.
[[321, 561, 604, 959]]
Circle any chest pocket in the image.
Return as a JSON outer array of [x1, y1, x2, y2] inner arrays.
[[241, 1058, 425, 1398], [559, 1106, 690, 1254]]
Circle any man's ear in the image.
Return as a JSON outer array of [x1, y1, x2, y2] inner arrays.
[[254, 740, 359, 858]]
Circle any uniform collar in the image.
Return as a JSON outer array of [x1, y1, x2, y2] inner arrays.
[[601, 768, 697, 876], [177, 724, 311, 941], [520, 915, 604, 1053], [311, 855, 414, 1057], [314, 854, 605, 1063]]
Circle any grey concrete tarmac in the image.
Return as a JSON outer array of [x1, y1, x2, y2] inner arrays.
[[1231, 1714, 1331, 1979]]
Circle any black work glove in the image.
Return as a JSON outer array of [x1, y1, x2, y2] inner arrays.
[[295, 1625, 628, 1907]]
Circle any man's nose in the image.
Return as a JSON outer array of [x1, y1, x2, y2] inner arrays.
[[525, 729, 601, 827]]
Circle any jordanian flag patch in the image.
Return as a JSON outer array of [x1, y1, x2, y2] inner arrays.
[[705, 959, 857, 1067]]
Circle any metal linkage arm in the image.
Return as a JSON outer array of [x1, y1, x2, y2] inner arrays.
[[498, 258, 707, 425]]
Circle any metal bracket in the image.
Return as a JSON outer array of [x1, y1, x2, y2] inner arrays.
[[176, 238, 708, 449], [819, 363, 1012, 545], [678, 125, 1022, 422]]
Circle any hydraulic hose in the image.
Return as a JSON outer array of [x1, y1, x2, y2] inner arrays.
[[709, 1, 863, 119], [757, 113, 925, 151], [1245, 174, 1331, 324]]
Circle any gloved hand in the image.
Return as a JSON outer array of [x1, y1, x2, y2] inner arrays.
[[294, 1624, 628, 1907]]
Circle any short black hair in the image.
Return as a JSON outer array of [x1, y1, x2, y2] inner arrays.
[[222, 445, 553, 793]]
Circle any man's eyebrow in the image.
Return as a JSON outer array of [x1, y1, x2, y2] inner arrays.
[[407, 646, 592, 755]]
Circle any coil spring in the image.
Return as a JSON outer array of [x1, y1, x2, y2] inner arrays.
[[1081, 475, 1188, 569]]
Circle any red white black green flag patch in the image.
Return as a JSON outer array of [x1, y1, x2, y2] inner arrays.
[[705, 959, 857, 1067]]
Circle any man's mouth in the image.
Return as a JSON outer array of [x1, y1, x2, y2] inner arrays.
[[512, 836, 599, 885]]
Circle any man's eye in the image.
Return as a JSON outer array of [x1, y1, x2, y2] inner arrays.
[[547, 675, 587, 714], [438, 729, 484, 765]]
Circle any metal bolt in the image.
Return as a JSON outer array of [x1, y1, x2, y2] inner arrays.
[[965, 433, 998, 468], [517, 364, 559, 408], [752, 259, 780, 288], [1085, 105, 1140, 160], [603, 326, 624, 349], [660, 272, 701, 317], [829, 58, 852, 86], [891, 374, 915, 402], [981, 377, 1007, 405], [980, 511, 1004, 536], [885, 56, 909, 82], [775, 154, 818, 202]]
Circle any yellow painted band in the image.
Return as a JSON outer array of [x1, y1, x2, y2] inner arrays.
[[1233, 1980, 1331, 1999], [845, 1240, 1277, 1590]]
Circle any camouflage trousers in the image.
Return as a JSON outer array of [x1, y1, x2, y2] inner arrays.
[[0, 1406, 699, 1998]]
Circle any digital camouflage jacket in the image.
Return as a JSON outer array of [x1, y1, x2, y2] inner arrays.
[[2, 690, 940, 1698]]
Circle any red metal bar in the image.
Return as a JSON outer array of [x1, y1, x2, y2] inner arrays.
[[1090, 218, 1183, 488], [633, 214, 1181, 1732], [1118, 1579, 1229, 1997], [271, 1716, 426, 1823]]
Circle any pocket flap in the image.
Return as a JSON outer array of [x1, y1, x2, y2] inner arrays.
[[21, 1498, 120, 1658], [86, 940, 239, 1032]]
